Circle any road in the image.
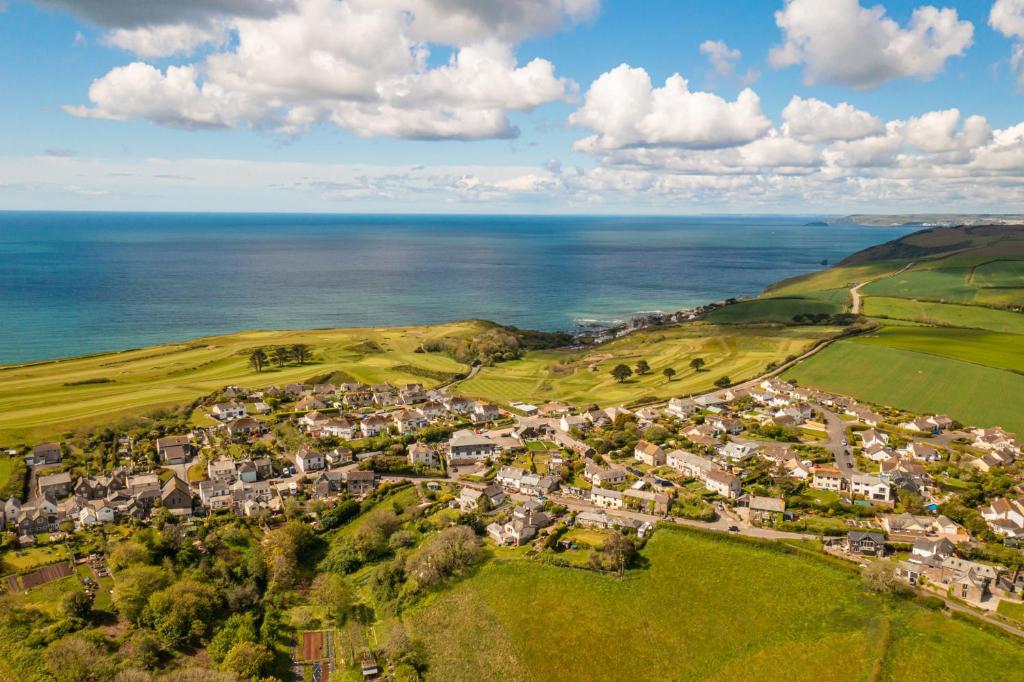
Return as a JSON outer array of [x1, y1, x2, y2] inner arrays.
[[850, 261, 915, 315], [819, 406, 858, 477]]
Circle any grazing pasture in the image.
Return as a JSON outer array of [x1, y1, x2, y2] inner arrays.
[[707, 294, 846, 324], [863, 297, 1024, 334], [404, 529, 1024, 682]]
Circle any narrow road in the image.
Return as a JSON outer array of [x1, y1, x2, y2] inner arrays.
[[850, 261, 915, 315]]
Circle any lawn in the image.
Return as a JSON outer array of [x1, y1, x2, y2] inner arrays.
[[0, 453, 15, 491], [0, 322, 481, 443], [1, 544, 68, 572], [784, 339, 1024, 434], [404, 528, 1024, 681], [996, 599, 1024, 624], [863, 297, 1024, 334], [459, 323, 835, 407]]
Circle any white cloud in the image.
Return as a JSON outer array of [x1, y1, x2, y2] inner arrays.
[[991, 0, 1024, 84], [568, 64, 772, 152], [700, 40, 741, 77], [770, 0, 973, 89], [781, 96, 885, 143], [65, 0, 587, 140]]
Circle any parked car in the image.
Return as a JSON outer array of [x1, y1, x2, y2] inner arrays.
[[727, 525, 739, 532]]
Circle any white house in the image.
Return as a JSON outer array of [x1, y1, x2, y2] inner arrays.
[[295, 446, 325, 473], [811, 466, 845, 492], [211, 402, 246, 421], [590, 487, 625, 509], [448, 430, 498, 463], [634, 441, 666, 466], [704, 469, 741, 499], [666, 397, 697, 418], [849, 474, 892, 503]]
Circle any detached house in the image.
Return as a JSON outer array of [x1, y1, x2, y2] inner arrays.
[[156, 435, 194, 465], [160, 476, 194, 517], [392, 410, 428, 435], [666, 397, 697, 418], [295, 446, 325, 473], [849, 473, 892, 503], [448, 430, 498, 464], [31, 442, 62, 465], [360, 415, 389, 438], [704, 469, 741, 499], [634, 441, 666, 466], [211, 401, 246, 421], [344, 470, 377, 496], [811, 466, 844, 492], [905, 441, 941, 462], [407, 443, 439, 467]]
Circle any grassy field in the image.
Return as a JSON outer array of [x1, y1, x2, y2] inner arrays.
[[864, 297, 1024, 333], [0, 453, 15, 491], [854, 327, 1024, 372], [459, 323, 835, 407], [404, 529, 1024, 681], [706, 293, 846, 324], [784, 339, 1024, 433], [0, 322, 481, 444]]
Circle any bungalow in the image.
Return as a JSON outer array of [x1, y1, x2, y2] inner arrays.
[[31, 441, 62, 465], [910, 537, 957, 563], [811, 466, 845, 492], [901, 417, 939, 434], [160, 476, 194, 516], [590, 487, 624, 510], [634, 441, 666, 467], [344, 470, 377, 496], [156, 435, 194, 465], [211, 401, 246, 421], [407, 443, 439, 467], [295, 395, 327, 412], [295, 446, 325, 473], [458, 484, 505, 512], [760, 444, 793, 465], [472, 402, 502, 422], [312, 383, 337, 397], [718, 441, 756, 463], [345, 391, 374, 408], [860, 429, 888, 449], [226, 417, 264, 438], [551, 431, 595, 458], [538, 401, 572, 417], [694, 395, 726, 410], [392, 410, 429, 435], [747, 496, 786, 523], [847, 531, 886, 556], [666, 397, 698, 418], [250, 401, 272, 415], [905, 441, 941, 462], [360, 415, 389, 438], [981, 497, 1024, 538], [575, 510, 613, 529], [448, 430, 498, 464], [417, 401, 447, 420], [704, 469, 741, 499], [863, 442, 895, 462], [559, 414, 589, 433], [783, 457, 812, 480], [849, 473, 892, 503], [584, 463, 628, 487]]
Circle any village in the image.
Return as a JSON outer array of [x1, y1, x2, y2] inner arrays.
[[5, 369, 1024, 638]]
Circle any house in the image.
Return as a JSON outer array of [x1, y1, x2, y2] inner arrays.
[[694, 395, 726, 409], [160, 476, 194, 516], [863, 442, 894, 462], [251, 401, 272, 415], [392, 410, 428, 435], [590, 487, 625, 509], [707, 415, 744, 435], [448, 430, 498, 464], [559, 414, 589, 433], [783, 457, 812, 480], [226, 417, 264, 438], [910, 537, 957, 563], [623, 488, 672, 515], [313, 470, 345, 499], [905, 441, 941, 462], [78, 501, 116, 527], [198, 479, 232, 508], [156, 435, 194, 465], [666, 397, 698, 418], [972, 427, 1020, 454], [747, 496, 786, 523], [407, 443, 439, 467], [761, 444, 794, 464], [575, 510, 613, 529], [901, 417, 939, 434], [207, 458, 239, 483], [295, 446, 325, 473], [472, 402, 502, 422], [584, 463, 628, 487], [667, 450, 716, 480], [849, 473, 892, 503], [718, 441, 756, 463], [417, 401, 446, 420], [704, 469, 741, 499], [360, 415, 389, 438], [634, 441, 666, 466], [253, 457, 274, 479], [811, 466, 845, 492], [295, 395, 327, 412], [551, 431, 595, 458], [399, 383, 427, 404], [878, 513, 968, 542], [299, 410, 330, 431], [981, 497, 1024, 538], [860, 429, 888, 449], [344, 470, 377, 496], [31, 442, 62, 465], [237, 460, 258, 483], [322, 417, 357, 440], [211, 401, 246, 421], [37, 471, 72, 499], [496, 467, 558, 496], [345, 391, 374, 408], [847, 531, 886, 556], [458, 485, 505, 512], [444, 396, 475, 415]]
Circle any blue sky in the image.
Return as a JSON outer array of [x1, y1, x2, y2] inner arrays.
[[2, 0, 1024, 213]]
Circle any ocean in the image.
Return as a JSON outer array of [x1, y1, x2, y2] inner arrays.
[[0, 212, 914, 364]]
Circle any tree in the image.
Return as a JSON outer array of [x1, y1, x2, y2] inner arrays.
[[662, 367, 676, 381], [271, 346, 292, 366], [312, 573, 353, 626], [863, 560, 902, 594], [221, 641, 273, 679], [62, 589, 94, 619], [611, 364, 633, 383], [46, 637, 114, 682], [113, 565, 170, 623], [690, 358, 706, 372], [291, 343, 312, 364], [714, 376, 731, 388], [248, 347, 268, 373], [602, 533, 636, 578], [635, 359, 650, 375]]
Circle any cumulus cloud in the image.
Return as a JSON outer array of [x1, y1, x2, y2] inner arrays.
[[568, 64, 772, 152], [64, 0, 587, 140], [700, 39, 759, 85], [991, 0, 1024, 84], [770, 0, 973, 89], [781, 96, 885, 143]]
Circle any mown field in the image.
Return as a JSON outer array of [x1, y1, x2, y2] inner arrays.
[[459, 323, 835, 407], [706, 291, 848, 324], [404, 529, 1024, 681], [863, 297, 1024, 333], [784, 338, 1024, 433], [0, 323, 480, 444]]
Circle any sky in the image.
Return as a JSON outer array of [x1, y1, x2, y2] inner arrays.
[[2, 0, 1024, 214]]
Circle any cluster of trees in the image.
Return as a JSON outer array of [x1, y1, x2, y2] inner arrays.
[[248, 343, 312, 372], [421, 326, 570, 366], [609, 357, 710, 383]]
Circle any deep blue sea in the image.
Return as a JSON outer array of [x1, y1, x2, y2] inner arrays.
[[0, 212, 914, 364]]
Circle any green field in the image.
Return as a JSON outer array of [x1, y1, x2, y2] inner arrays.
[[458, 323, 834, 406], [855, 326, 1024, 372], [784, 339, 1024, 433], [0, 322, 481, 443], [707, 292, 847, 324], [864, 297, 1024, 333], [0, 454, 15, 491], [404, 529, 1024, 681]]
